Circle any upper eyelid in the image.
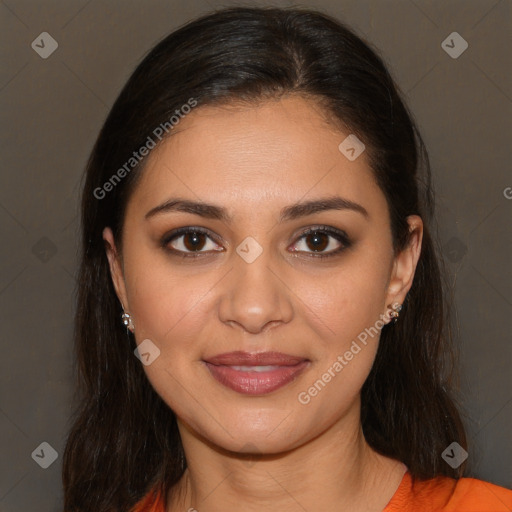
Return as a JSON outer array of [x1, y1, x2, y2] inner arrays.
[[163, 226, 221, 244]]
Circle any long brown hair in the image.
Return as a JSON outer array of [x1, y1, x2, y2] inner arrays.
[[62, 7, 467, 511]]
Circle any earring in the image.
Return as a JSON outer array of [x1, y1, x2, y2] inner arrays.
[[387, 303, 403, 323], [121, 311, 135, 332]]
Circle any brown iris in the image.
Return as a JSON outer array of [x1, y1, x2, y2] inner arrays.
[[304, 232, 329, 252], [183, 232, 207, 251]]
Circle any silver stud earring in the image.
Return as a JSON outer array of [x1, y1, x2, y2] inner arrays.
[[121, 311, 135, 332]]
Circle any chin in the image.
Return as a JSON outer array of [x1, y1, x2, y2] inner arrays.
[[182, 410, 304, 453]]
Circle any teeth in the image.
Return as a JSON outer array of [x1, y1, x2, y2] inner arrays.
[[230, 365, 281, 372]]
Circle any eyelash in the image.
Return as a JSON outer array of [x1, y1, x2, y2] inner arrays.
[[161, 225, 351, 260]]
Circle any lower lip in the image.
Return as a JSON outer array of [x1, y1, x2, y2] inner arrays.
[[204, 361, 309, 395]]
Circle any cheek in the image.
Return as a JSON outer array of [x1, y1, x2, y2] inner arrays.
[[293, 268, 390, 427], [292, 251, 392, 413], [125, 259, 212, 417], [124, 252, 216, 346], [297, 254, 392, 345], [123, 253, 223, 410]]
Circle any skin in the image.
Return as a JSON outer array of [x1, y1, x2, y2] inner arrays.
[[104, 95, 423, 512]]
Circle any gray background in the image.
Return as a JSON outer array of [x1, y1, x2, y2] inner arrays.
[[1, 0, 510, 510]]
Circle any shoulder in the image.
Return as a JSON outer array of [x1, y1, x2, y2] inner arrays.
[[446, 478, 512, 511], [385, 471, 512, 512]]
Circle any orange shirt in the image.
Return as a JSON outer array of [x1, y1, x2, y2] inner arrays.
[[383, 471, 512, 511], [132, 471, 512, 512]]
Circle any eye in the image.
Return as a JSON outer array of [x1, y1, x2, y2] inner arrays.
[[162, 227, 223, 257], [290, 226, 351, 258]]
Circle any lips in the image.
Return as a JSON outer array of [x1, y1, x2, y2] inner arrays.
[[203, 351, 310, 395]]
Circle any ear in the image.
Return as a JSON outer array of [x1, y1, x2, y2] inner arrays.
[[384, 215, 423, 309], [103, 227, 129, 311]]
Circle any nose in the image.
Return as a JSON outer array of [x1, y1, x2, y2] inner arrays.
[[217, 251, 294, 334]]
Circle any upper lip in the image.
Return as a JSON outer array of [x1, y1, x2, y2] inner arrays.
[[204, 351, 307, 366]]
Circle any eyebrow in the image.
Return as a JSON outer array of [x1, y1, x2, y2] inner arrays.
[[145, 196, 368, 222]]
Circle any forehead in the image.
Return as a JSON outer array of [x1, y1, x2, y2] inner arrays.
[[126, 95, 386, 222]]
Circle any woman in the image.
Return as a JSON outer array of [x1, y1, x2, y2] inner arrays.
[[62, 7, 512, 512]]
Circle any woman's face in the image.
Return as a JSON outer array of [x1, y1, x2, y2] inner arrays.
[[104, 95, 422, 454]]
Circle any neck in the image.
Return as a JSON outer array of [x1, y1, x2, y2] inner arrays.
[[167, 405, 406, 512]]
